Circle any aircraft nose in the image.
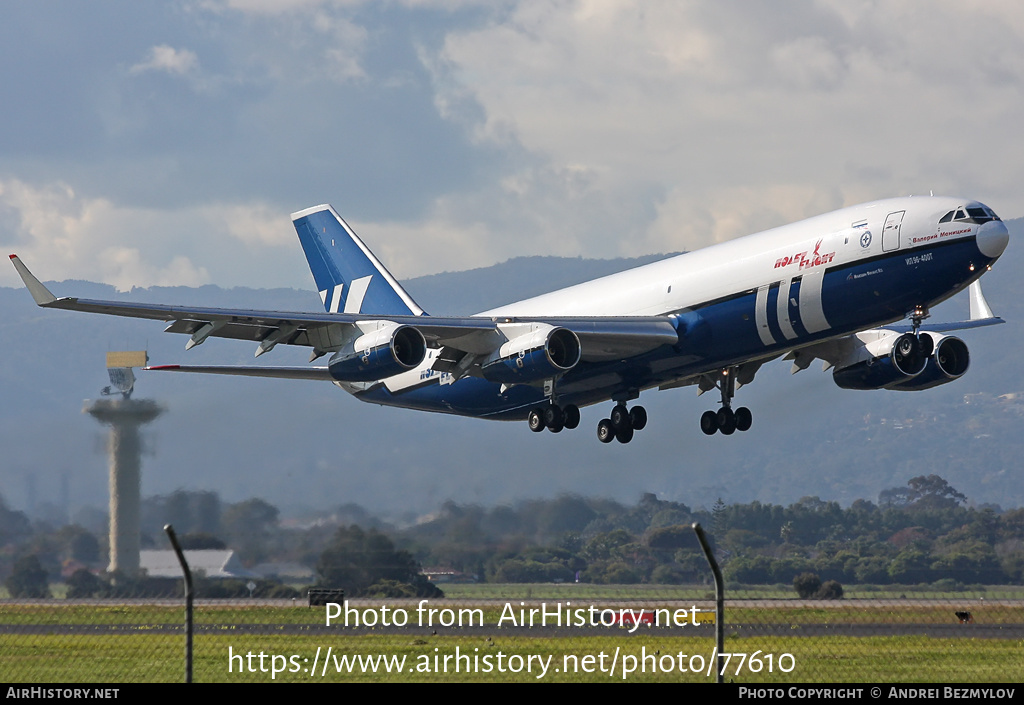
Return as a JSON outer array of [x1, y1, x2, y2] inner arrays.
[[976, 219, 1009, 258]]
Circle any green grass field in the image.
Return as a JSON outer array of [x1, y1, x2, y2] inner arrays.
[[2, 631, 1020, 683], [2, 598, 1022, 683], [439, 582, 1024, 600], [1, 601, 1020, 626]]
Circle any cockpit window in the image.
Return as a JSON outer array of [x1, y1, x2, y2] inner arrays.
[[966, 206, 998, 223], [939, 205, 1000, 226]]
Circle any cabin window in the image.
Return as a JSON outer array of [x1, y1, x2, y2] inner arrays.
[[938, 210, 954, 223]]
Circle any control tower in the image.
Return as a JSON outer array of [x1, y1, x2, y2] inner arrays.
[[84, 351, 163, 576]]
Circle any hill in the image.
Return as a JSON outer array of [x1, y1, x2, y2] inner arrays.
[[1, 226, 1021, 518]]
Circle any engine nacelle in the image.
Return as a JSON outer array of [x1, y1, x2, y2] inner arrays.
[[889, 335, 970, 391], [327, 323, 426, 382], [480, 324, 581, 385], [832, 332, 930, 390]]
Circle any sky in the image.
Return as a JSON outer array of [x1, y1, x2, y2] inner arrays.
[[2, 0, 1024, 293]]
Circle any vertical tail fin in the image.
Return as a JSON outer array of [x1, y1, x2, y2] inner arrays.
[[291, 205, 425, 316]]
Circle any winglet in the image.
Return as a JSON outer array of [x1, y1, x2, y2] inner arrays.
[[9, 255, 57, 305]]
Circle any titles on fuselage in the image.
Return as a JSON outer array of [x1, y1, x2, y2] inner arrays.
[[419, 368, 453, 383], [774, 239, 836, 271]]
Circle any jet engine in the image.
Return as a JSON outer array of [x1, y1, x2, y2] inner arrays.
[[832, 332, 928, 390], [327, 323, 426, 382], [832, 332, 969, 391], [888, 335, 969, 390], [481, 324, 581, 385]]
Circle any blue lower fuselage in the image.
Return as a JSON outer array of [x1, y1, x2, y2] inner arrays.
[[355, 234, 998, 420]]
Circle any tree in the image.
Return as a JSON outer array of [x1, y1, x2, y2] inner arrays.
[[178, 532, 227, 550], [711, 498, 727, 536], [317, 525, 441, 597], [66, 568, 105, 598], [646, 525, 696, 550], [54, 525, 101, 563], [793, 572, 822, 599], [223, 498, 279, 538], [880, 475, 967, 511], [817, 580, 844, 600], [146, 490, 222, 536], [907, 475, 967, 510], [0, 495, 32, 546], [223, 498, 280, 563], [5, 555, 51, 598]]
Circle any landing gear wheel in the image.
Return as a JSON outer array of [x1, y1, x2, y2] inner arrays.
[[597, 419, 615, 443], [629, 405, 647, 431], [528, 408, 546, 433], [562, 404, 580, 430], [610, 404, 631, 432], [717, 407, 736, 435], [615, 425, 634, 444], [734, 406, 752, 432], [543, 405, 564, 430], [700, 410, 718, 435]]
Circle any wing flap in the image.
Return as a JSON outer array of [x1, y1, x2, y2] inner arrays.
[[567, 319, 679, 361]]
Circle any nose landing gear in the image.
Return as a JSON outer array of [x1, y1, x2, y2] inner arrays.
[[700, 367, 753, 436]]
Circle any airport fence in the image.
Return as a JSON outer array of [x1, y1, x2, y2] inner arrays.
[[1, 584, 1022, 683]]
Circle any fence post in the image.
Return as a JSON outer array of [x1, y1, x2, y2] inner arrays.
[[164, 524, 193, 683], [692, 523, 724, 683]]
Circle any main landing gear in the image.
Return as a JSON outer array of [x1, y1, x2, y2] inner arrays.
[[700, 367, 753, 436], [527, 402, 581, 434], [596, 403, 647, 444], [527, 397, 646, 444]]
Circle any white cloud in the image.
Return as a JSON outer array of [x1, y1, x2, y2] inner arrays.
[[426, 1, 1024, 256], [0, 179, 209, 290], [645, 184, 845, 255], [208, 203, 293, 248], [130, 45, 200, 76], [4, 0, 1024, 294], [211, 0, 347, 15]]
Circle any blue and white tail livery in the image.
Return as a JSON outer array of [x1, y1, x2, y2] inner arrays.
[[292, 205, 424, 317], [10, 195, 1010, 445]]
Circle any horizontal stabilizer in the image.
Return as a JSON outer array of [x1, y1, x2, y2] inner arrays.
[[146, 364, 333, 381]]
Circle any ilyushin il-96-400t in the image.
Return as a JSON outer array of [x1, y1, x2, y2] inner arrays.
[[10, 195, 1008, 444]]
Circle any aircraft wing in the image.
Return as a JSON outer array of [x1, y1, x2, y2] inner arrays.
[[146, 364, 334, 380], [10, 255, 680, 366]]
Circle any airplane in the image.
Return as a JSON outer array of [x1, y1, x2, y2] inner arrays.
[[9, 195, 1010, 444]]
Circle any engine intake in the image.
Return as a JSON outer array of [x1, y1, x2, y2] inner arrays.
[[832, 332, 930, 390], [889, 335, 970, 390], [328, 324, 426, 382], [481, 325, 581, 385]]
